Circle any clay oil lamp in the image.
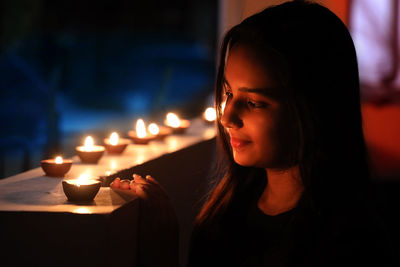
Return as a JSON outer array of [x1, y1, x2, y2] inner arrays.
[[104, 132, 130, 154], [203, 107, 217, 124], [41, 156, 72, 177], [148, 122, 172, 141], [164, 112, 190, 134], [76, 136, 105, 164], [62, 173, 101, 202], [128, 119, 156, 144]]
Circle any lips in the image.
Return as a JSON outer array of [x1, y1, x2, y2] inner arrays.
[[229, 136, 252, 149]]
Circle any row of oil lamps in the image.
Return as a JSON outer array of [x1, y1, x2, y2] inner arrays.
[[40, 109, 217, 202]]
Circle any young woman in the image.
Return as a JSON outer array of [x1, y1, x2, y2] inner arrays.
[[185, 1, 394, 266], [111, 1, 394, 266]]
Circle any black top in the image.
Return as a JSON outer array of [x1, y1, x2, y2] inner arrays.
[[187, 178, 396, 267], [243, 204, 298, 267]]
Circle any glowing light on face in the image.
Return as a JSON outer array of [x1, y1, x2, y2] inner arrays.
[[220, 101, 226, 115], [136, 119, 147, 138], [55, 156, 63, 164], [84, 136, 94, 152], [109, 132, 119, 145], [166, 113, 181, 128], [148, 123, 160, 135]]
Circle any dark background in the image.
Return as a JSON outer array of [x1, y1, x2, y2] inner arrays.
[[0, 0, 218, 178]]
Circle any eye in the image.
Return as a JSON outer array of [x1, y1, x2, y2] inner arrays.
[[225, 91, 233, 98], [247, 100, 267, 108]]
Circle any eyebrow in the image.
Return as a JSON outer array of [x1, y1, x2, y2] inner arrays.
[[223, 78, 280, 98]]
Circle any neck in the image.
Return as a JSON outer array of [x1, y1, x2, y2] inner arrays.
[[258, 165, 304, 216]]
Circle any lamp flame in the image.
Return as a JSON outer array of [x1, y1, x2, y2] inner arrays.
[[110, 132, 119, 145], [148, 123, 159, 135], [76, 173, 89, 187], [84, 136, 94, 152], [166, 113, 181, 128], [204, 107, 216, 122], [136, 119, 147, 138], [55, 156, 63, 164]]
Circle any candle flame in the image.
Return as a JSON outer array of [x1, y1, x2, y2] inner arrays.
[[55, 156, 63, 164], [166, 113, 181, 128], [204, 107, 216, 122], [148, 123, 159, 135], [110, 132, 119, 145], [84, 136, 94, 152], [76, 173, 89, 187], [136, 119, 147, 138]]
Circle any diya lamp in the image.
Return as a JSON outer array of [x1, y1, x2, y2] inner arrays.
[[128, 119, 157, 144], [76, 136, 105, 164], [164, 112, 190, 134], [104, 132, 130, 154], [41, 156, 72, 177], [203, 107, 217, 124], [148, 122, 171, 140], [62, 173, 101, 202]]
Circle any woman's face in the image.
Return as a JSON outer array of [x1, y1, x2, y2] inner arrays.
[[221, 44, 296, 169]]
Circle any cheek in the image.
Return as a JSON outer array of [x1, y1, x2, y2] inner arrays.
[[250, 112, 296, 167]]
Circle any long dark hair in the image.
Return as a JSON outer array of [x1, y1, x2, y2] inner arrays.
[[196, 1, 371, 226]]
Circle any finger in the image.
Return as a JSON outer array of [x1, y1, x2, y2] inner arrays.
[[110, 177, 121, 188], [120, 179, 131, 190], [145, 175, 159, 185], [129, 180, 136, 192], [133, 173, 147, 184]]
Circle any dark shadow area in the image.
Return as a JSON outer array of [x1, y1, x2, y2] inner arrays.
[[100, 137, 217, 266], [0, 0, 218, 179]]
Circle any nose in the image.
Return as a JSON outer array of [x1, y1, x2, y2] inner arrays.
[[220, 100, 243, 129]]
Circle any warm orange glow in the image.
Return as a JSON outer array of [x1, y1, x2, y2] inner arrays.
[[76, 173, 92, 187], [148, 123, 160, 135], [220, 101, 226, 114], [166, 113, 181, 128], [136, 119, 147, 138], [204, 107, 217, 122], [55, 156, 63, 164], [84, 136, 94, 151], [73, 207, 92, 214], [110, 132, 119, 145]]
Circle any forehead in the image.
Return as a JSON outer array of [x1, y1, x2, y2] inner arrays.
[[224, 44, 279, 88]]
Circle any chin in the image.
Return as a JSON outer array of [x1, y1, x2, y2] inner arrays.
[[233, 154, 258, 167], [233, 153, 282, 169]]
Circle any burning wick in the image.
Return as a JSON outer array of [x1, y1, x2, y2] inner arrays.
[[166, 113, 181, 128], [110, 132, 119, 145], [55, 156, 63, 164], [204, 107, 217, 122], [84, 136, 94, 152], [136, 119, 147, 138], [148, 123, 160, 135]]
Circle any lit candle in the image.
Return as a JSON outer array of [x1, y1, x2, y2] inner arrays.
[[41, 155, 72, 177], [148, 122, 171, 140], [128, 119, 156, 144], [203, 107, 217, 123], [148, 123, 159, 135], [104, 132, 130, 154], [76, 136, 105, 163], [62, 174, 101, 202], [164, 112, 190, 134]]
